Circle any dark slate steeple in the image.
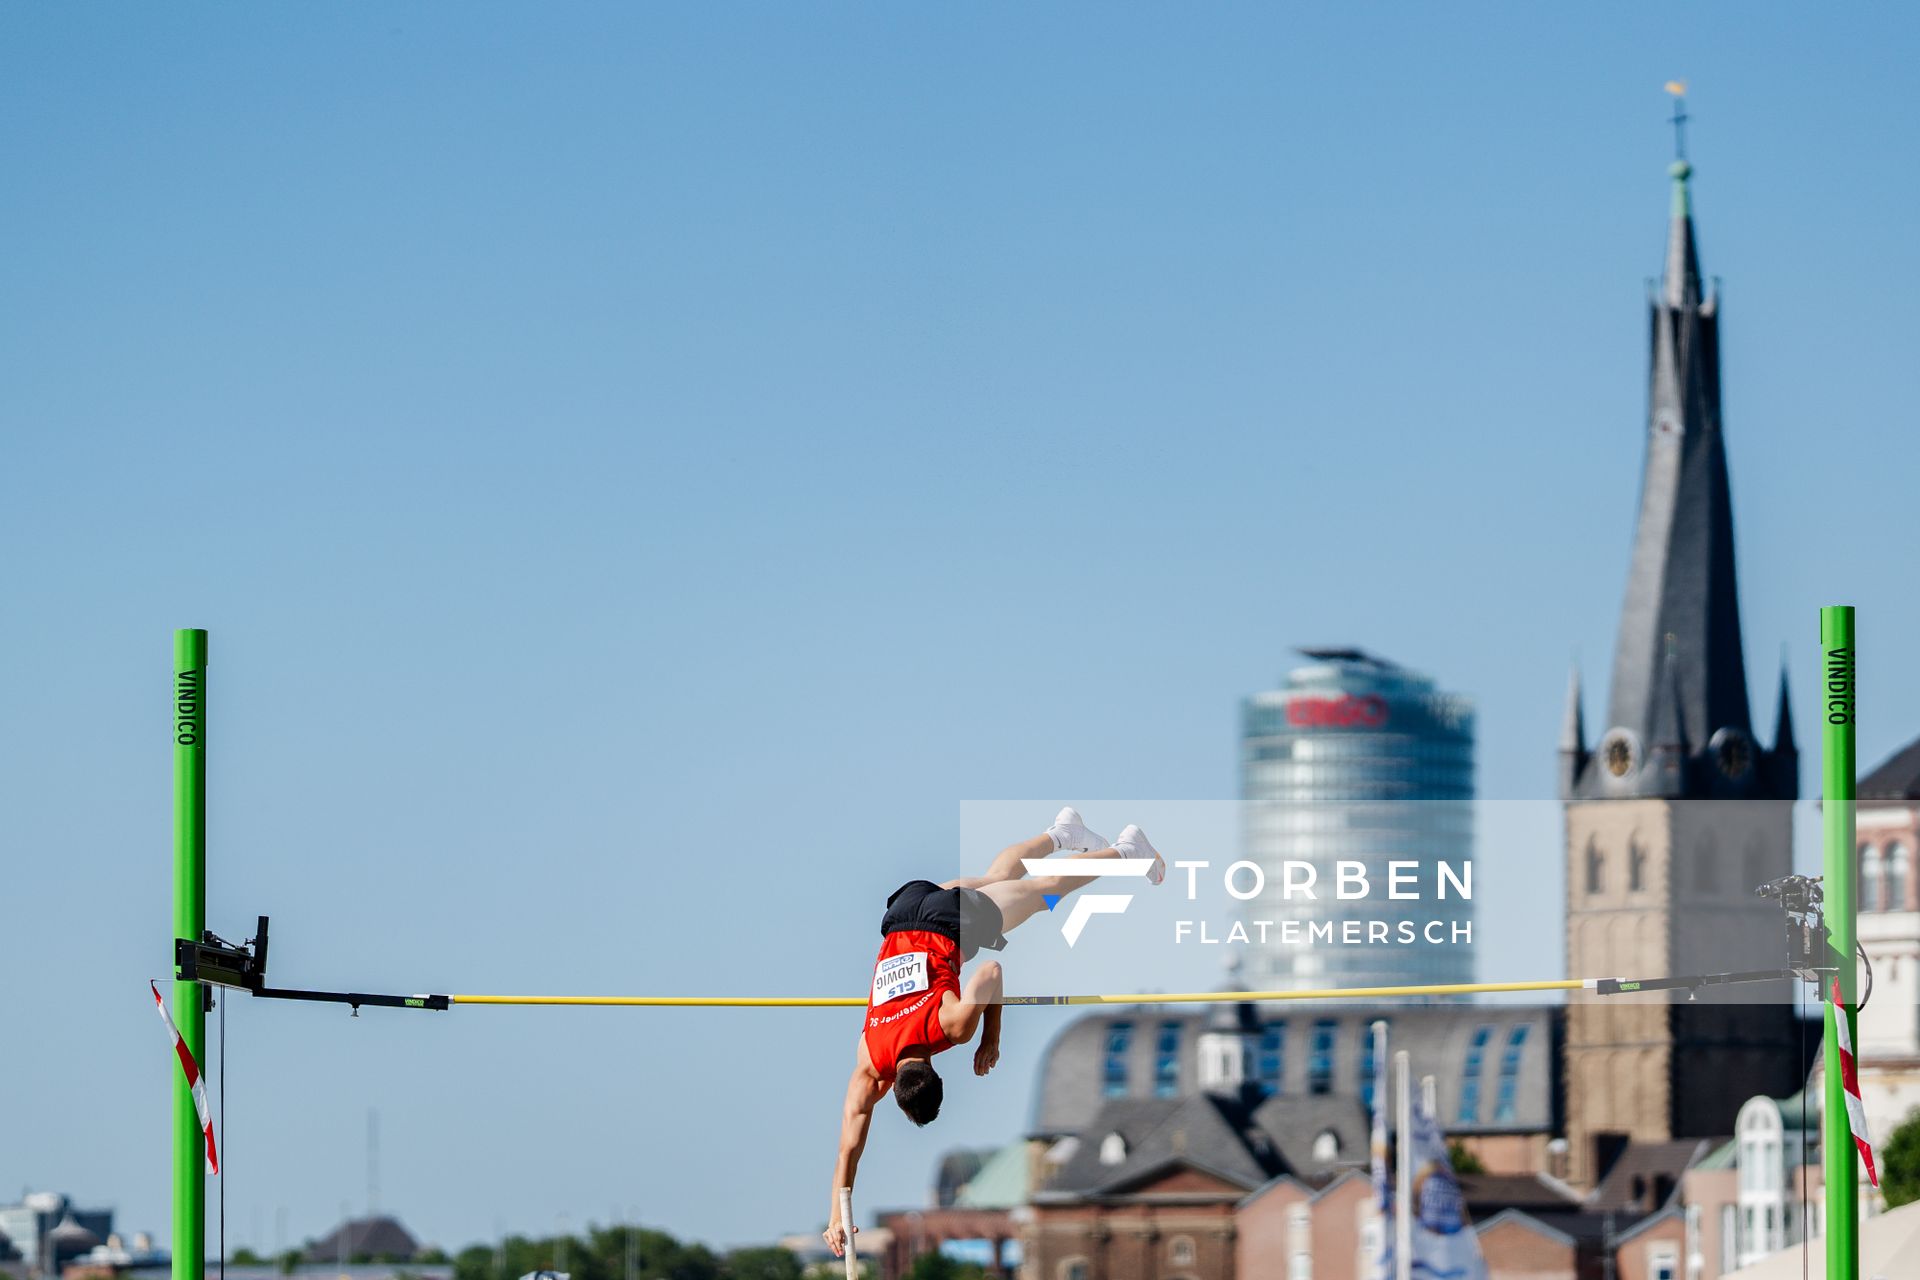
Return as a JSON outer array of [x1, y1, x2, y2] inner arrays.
[[1560, 665, 1587, 752], [1767, 661, 1799, 794], [1566, 150, 1795, 802], [1772, 665, 1796, 757], [1559, 665, 1587, 794]]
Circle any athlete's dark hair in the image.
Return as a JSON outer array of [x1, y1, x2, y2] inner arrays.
[[894, 1059, 944, 1127]]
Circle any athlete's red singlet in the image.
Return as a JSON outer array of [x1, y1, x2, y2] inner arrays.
[[863, 929, 962, 1081]]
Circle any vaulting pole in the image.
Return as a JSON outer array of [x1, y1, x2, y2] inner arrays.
[[173, 629, 209, 1280], [1394, 1051, 1412, 1280], [837, 1188, 856, 1280], [1820, 606, 1857, 1280]]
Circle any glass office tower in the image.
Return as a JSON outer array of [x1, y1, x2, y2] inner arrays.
[[1239, 648, 1475, 993]]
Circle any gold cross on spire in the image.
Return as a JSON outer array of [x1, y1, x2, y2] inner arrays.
[[1665, 80, 1690, 162]]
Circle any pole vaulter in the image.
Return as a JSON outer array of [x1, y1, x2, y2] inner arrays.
[[167, 624, 1872, 1280]]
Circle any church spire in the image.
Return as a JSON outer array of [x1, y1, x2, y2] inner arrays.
[[1566, 108, 1791, 803], [1606, 139, 1750, 756]]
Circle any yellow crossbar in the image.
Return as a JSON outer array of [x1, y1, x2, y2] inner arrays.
[[1002, 979, 1589, 1005], [450, 994, 866, 1007], [446, 979, 1591, 1009]]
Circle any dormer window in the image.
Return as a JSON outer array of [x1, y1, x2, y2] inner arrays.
[[1312, 1130, 1340, 1162], [1601, 730, 1638, 779], [1100, 1132, 1127, 1165], [1712, 727, 1752, 779]]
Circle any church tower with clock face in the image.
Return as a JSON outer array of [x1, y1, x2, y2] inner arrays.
[[1557, 150, 1803, 1187]]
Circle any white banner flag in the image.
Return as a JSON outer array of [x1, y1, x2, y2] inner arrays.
[[1404, 1085, 1485, 1280]]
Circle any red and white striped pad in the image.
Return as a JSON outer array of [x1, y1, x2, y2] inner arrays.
[[1831, 978, 1877, 1189], [151, 981, 219, 1175]]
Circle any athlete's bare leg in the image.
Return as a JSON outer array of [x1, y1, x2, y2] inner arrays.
[[941, 833, 1053, 891], [977, 845, 1132, 934]]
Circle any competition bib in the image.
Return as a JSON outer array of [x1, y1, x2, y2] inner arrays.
[[872, 951, 929, 1004]]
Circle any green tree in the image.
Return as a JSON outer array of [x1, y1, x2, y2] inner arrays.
[[899, 1255, 988, 1280], [1882, 1109, 1920, 1208], [229, 1248, 267, 1266], [720, 1247, 801, 1280], [453, 1243, 497, 1280], [453, 1226, 724, 1280], [1448, 1141, 1487, 1175]]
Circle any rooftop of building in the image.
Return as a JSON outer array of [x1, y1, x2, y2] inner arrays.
[[1862, 734, 1920, 802], [1717, 1198, 1920, 1280], [1030, 1002, 1557, 1139], [1585, 1138, 1713, 1216], [1034, 1091, 1295, 1201], [1294, 647, 1399, 669], [952, 1140, 1029, 1210], [303, 1216, 420, 1264], [1455, 1172, 1583, 1214], [1258, 647, 1465, 704]]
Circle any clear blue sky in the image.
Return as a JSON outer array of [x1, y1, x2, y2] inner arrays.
[[4, 1, 1917, 1256]]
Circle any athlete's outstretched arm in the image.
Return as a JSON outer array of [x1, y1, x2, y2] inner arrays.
[[940, 959, 1004, 1068], [825, 1061, 883, 1258], [973, 998, 1002, 1077]]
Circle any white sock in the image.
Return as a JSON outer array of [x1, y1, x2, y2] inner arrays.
[[1048, 806, 1107, 853]]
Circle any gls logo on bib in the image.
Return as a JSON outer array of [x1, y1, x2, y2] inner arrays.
[[872, 951, 928, 1004]]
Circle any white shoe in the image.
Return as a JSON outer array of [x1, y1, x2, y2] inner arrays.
[[1115, 824, 1165, 885], [1048, 806, 1109, 854]]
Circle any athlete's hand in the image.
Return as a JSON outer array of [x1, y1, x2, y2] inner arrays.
[[824, 1221, 857, 1258], [974, 1040, 1000, 1076]]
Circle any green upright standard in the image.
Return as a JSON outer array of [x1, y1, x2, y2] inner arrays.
[[173, 629, 208, 1280], [1821, 606, 1857, 1280]]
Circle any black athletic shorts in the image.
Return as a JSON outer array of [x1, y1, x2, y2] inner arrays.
[[881, 880, 1007, 962]]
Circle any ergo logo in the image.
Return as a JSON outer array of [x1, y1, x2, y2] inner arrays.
[[1287, 694, 1389, 728]]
